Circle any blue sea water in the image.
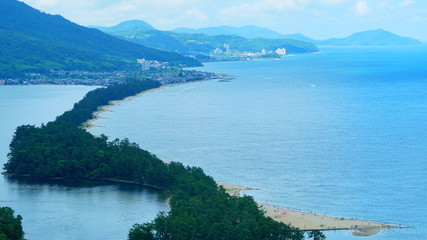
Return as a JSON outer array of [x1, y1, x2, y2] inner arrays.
[[90, 45, 427, 240], [0, 86, 169, 240]]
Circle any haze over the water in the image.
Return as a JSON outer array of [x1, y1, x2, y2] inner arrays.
[[20, 0, 426, 41]]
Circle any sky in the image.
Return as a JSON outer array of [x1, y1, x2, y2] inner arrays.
[[20, 0, 427, 40]]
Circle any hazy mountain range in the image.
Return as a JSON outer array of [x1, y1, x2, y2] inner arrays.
[[93, 20, 421, 58], [173, 25, 315, 42], [0, 0, 421, 78], [92, 20, 319, 56], [0, 0, 199, 78], [172, 25, 421, 46]]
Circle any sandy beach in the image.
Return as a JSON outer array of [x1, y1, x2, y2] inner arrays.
[[81, 76, 231, 130], [82, 85, 168, 130], [219, 183, 398, 236], [217, 182, 259, 196]]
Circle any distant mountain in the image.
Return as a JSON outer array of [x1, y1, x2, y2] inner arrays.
[[100, 22, 319, 56], [318, 29, 421, 46], [172, 25, 320, 44], [92, 20, 155, 35], [173, 25, 287, 39], [0, 0, 200, 78], [281, 33, 316, 43]]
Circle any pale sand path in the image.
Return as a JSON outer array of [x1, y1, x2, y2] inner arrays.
[[219, 183, 398, 237], [82, 86, 168, 130], [82, 77, 230, 130]]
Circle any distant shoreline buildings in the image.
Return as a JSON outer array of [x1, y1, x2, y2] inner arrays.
[[275, 48, 287, 56], [210, 43, 287, 61], [137, 58, 170, 71]]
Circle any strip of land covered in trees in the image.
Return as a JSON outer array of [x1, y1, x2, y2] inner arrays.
[[3, 78, 320, 240]]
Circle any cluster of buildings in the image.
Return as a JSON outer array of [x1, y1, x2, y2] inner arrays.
[[137, 59, 169, 71], [0, 67, 218, 87], [155, 70, 216, 85], [211, 44, 287, 61], [0, 71, 130, 86]]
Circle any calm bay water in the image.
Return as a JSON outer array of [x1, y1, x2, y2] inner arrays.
[[90, 46, 427, 240], [0, 86, 169, 240]]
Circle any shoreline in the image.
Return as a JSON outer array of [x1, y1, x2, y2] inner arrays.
[[82, 75, 234, 130], [4, 173, 399, 237], [80, 77, 399, 237], [260, 203, 398, 236], [82, 85, 168, 130], [219, 183, 399, 236]]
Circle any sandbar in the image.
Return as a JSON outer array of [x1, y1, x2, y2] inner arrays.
[[219, 183, 398, 236]]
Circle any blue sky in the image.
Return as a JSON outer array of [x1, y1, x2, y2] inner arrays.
[[20, 0, 427, 40]]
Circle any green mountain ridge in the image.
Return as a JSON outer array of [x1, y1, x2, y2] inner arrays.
[[99, 20, 420, 54], [0, 0, 200, 78], [91, 20, 156, 35], [96, 21, 319, 56], [172, 25, 287, 39]]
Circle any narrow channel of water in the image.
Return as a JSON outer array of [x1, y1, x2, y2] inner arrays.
[[0, 85, 169, 240]]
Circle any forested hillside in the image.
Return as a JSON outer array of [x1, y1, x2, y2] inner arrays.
[[0, 0, 200, 78]]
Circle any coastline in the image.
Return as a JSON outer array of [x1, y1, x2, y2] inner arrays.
[[82, 75, 234, 130], [82, 85, 168, 130], [81, 77, 398, 237], [219, 183, 398, 236]]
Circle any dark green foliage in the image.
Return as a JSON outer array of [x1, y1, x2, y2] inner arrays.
[[0, 0, 200, 78], [4, 80, 315, 240], [0, 207, 24, 240], [308, 230, 326, 240], [56, 79, 161, 126]]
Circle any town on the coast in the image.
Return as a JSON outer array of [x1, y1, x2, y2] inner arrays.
[[0, 44, 286, 86], [0, 60, 217, 86], [204, 44, 287, 61]]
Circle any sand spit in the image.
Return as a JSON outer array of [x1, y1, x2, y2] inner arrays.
[[220, 183, 398, 237], [82, 86, 167, 130], [217, 182, 259, 196]]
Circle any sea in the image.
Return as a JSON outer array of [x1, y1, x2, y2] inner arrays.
[[90, 45, 427, 240], [1, 45, 427, 240]]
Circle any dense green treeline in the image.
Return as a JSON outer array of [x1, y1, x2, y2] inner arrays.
[[4, 80, 323, 239], [56, 79, 160, 126], [0, 207, 24, 240]]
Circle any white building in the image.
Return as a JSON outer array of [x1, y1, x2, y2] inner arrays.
[[137, 58, 150, 71], [223, 44, 230, 54], [275, 48, 287, 56], [213, 48, 224, 55]]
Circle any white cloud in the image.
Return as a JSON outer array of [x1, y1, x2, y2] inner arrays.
[[263, 0, 297, 10], [399, 0, 415, 7], [184, 8, 208, 21], [355, 1, 370, 16], [321, 0, 347, 5], [218, 0, 300, 20], [28, 0, 58, 7]]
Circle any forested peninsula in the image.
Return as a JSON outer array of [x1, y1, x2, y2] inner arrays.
[[3, 79, 324, 240]]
